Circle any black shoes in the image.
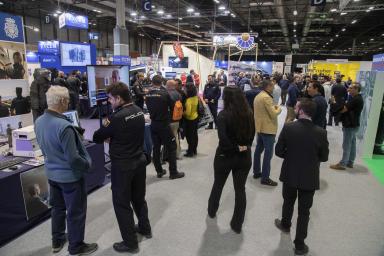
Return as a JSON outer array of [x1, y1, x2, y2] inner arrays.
[[52, 237, 67, 253], [274, 219, 290, 233], [346, 163, 354, 168], [253, 173, 262, 179], [184, 153, 194, 157], [134, 224, 152, 239], [157, 169, 167, 178], [169, 172, 185, 180], [294, 244, 309, 255], [230, 222, 242, 234], [113, 241, 139, 254], [261, 178, 278, 186], [69, 243, 98, 256]]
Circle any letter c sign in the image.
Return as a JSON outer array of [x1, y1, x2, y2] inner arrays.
[[142, 0, 152, 12], [311, 0, 326, 6]]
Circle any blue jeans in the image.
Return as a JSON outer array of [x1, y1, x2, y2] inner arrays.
[[253, 133, 276, 181], [49, 178, 87, 254], [340, 127, 358, 167]]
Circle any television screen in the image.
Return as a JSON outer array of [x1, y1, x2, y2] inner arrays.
[[61, 43, 91, 66], [87, 65, 129, 107], [169, 57, 189, 68]]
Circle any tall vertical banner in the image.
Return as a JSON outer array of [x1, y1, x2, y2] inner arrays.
[[0, 12, 28, 80]]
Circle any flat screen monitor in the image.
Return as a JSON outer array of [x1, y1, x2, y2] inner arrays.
[[169, 57, 189, 68], [63, 110, 81, 127], [61, 43, 91, 66], [165, 72, 177, 79], [87, 65, 129, 107]]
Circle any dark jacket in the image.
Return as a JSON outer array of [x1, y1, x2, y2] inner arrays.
[[145, 86, 173, 124], [279, 79, 290, 90], [93, 104, 147, 170], [216, 110, 255, 156], [132, 80, 146, 107], [203, 82, 221, 104], [286, 83, 300, 107], [275, 119, 329, 190], [30, 76, 50, 111], [331, 83, 348, 113], [11, 96, 30, 115], [245, 87, 261, 110], [66, 77, 81, 110], [341, 94, 364, 128], [312, 94, 328, 129], [35, 110, 91, 183]]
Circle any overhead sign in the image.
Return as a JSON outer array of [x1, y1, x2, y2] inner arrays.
[[40, 55, 60, 66], [372, 53, 384, 72], [213, 33, 258, 51], [0, 12, 24, 43], [311, 0, 326, 6], [326, 59, 349, 63], [88, 32, 100, 40], [38, 40, 60, 54], [112, 55, 131, 66], [142, 0, 152, 12], [285, 54, 292, 65], [59, 13, 88, 30]]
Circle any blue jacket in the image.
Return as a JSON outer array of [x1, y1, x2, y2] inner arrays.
[[279, 79, 290, 90], [287, 84, 300, 107], [35, 110, 91, 183]]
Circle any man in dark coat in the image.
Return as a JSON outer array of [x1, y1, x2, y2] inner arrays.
[[329, 77, 347, 126], [66, 71, 81, 111], [307, 81, 327, 129], [203, 75, 221, 129], [30, 69, 51, 122], [274, 98, 329, 255]]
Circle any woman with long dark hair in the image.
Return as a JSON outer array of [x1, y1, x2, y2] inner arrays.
[[183, 83, 199, 157], [207, 86, 255, 233]]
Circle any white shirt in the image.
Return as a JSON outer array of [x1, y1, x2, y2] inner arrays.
[[323, 82, 332, 103], [273, 85, 281, 105]]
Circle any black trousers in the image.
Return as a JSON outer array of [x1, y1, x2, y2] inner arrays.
[[49, 178, 87, 254], [281, 89, 288, 105], [208, 103, 218, 128], [185, 119, 198, 155], [208, 151, 252, 230], [281, 183, 315, 248], [111, 163, 151, 248], [150, 121, 177, 174]]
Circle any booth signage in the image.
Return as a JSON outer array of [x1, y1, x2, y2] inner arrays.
[[0, 12, 24, 43], [112, 55, 131, 66], [88, 32, 100, 40], [40, 55, 60, 65], [59, 13, 88, 29], [142, 0, 152, 12], [372, 53, 384, 72], [26, 51, 39, 63], [38, 40, 60, 54], [213, 33, 258, 51]]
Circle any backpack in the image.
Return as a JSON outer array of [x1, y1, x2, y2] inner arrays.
[[172, 100, 183, 121]]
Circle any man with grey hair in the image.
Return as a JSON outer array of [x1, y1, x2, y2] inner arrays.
[[35, 86, 98, 255]]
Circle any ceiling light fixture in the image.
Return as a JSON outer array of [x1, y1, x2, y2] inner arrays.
[[166, 14, 172, 18], [195, 12, 200, 16], [330, 8, 337, 12], [293, 29, 296, 32], [131, 12, 137, 16], [218, 5, 226, 10], [179, 17, 183, 20], [342, 28, 346, 31], [152, 5, 155, 8], [351, 19, 357, 24], [326, 42, 329, 45], [33, 27, 39, 32], [224, 10, 230, 14], [0, 2, 4, 5], [330, 38, 334, 42], [53, 13, 58, 17], [336, 34, 339, 37], [140, 15, 146, 19], [293, 21, 297, 26], [157, 10, 164, 15], [369, 6, 374, 10], [231, 13, 236, 17], [370, 38, 374, 41], [214, 0, 220, 3], [361, 42, 365, 45], [340, 12, 347, 16], [379, 48, 383, 50], [187, 8, 194, 13], [293, 10, 298, 16], [56, 10, 62, 14]]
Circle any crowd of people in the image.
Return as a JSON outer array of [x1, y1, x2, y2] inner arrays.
[[27, 66, 365, 256]]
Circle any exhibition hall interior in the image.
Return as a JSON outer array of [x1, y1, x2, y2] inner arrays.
[[0, 0, 383, 255]]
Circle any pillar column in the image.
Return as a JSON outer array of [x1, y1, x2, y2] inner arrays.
[[114, 0, 129, 56]]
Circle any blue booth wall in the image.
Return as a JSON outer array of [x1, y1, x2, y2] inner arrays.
[[39, 42, 96, 74]]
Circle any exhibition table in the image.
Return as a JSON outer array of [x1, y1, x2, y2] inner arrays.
[[0, 142, 106, 247]]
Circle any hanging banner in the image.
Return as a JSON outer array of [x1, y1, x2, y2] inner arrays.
[[0, 12, 24, 43], [38, 40, 60, 54], [173, 42, 184, 60], [59, 13, 88, 30]]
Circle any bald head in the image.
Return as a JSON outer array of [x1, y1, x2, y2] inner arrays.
[[166, 80, 176, 90]]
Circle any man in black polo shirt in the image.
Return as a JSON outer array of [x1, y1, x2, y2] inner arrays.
[[330, 83, 364, 170], [145, 75, 185, 180], [307, 81, 327, 129], [93, 82, 152, 253], [10, 87, 30, 115]]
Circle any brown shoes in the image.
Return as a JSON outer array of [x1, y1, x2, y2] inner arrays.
[[330, 163, 346, 170]]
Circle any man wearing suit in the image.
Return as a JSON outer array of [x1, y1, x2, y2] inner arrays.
[[253, 79, 282, 186], [274, 98, 329, 255]]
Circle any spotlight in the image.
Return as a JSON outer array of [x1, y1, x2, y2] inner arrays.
[[218, 5, 226, 10], [351, 19, 357, 24], [293, 10, 298, 16], [187, 8, 194, 13], [342, 28, 346, 32], [340, 12, 347, 16], [330, 8, 337, 12], [131, 12, 137, 16], [157, 10, 164, 15], [293, 21, 297, 26]]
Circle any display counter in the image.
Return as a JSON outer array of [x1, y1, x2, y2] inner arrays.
[[0, 142, 105, 246]]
